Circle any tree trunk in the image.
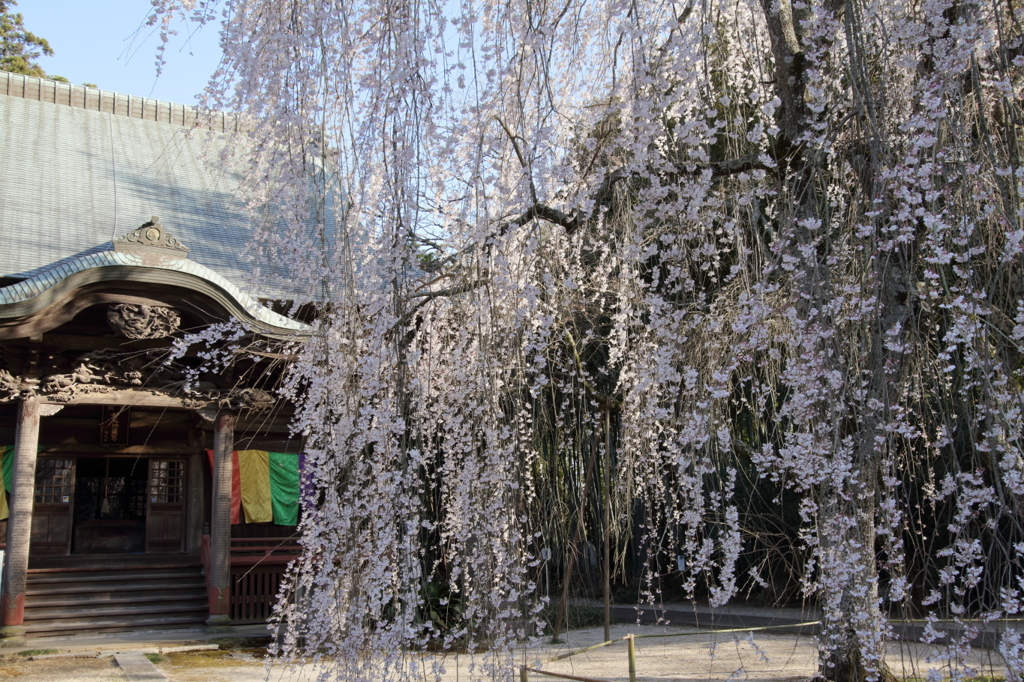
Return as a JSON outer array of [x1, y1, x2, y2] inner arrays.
[[815, 471, 888, 682], [757, 1, 910, 679], [552, 425, 599, 643]]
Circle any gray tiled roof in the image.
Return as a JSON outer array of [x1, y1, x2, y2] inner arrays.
[[0, 250, 308, 335], [0, 77, 279, 300]]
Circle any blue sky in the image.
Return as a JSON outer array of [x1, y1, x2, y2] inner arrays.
[[18, 0, 223, 105]]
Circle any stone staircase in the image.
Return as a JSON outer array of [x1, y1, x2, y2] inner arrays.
[[23, 563, 207, 637]]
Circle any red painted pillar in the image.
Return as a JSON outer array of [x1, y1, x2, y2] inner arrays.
[[0, 395, 40, 638], [206, 411, 235, 625]]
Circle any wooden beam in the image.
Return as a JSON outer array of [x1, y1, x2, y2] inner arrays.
[[0, 291, 173, 340], [39, 444, 198, 455], [41, 389, 217, 410], [40, 333, 171, 352], [130, 411, 192, 426], [226, 439, 305, 451]]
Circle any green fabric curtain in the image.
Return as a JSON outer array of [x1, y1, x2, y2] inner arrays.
[[269, 452, 300, 526], [1, 445, 12, 493], [0, 446, 45, 493]]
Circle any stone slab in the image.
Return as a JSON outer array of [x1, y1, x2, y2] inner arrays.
[[113, 652, 167, 681]]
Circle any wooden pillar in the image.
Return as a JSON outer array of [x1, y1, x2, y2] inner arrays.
[[0, 395, 41, 638], [206, 411, 235, 625]]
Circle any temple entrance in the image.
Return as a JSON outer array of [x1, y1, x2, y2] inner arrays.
[[30, 456, 188, 555], [31, 458, 75, 555], [144, 459, 186, 553], [71, 457, 148, 554]]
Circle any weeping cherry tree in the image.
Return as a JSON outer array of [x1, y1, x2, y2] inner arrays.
[[152, 0, 1024, 680]]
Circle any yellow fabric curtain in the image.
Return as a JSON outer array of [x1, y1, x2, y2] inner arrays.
[[237, 450, 272, 523]]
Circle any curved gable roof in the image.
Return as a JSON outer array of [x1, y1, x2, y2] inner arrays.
[[0, 72, 297, 301], [0, 249, 308, 339], [0, 73, 308, 338]]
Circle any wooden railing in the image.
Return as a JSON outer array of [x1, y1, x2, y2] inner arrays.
[[201, 535, 301, 623]]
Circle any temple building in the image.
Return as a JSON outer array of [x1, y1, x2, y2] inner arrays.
[[0, 72, 309, 640]]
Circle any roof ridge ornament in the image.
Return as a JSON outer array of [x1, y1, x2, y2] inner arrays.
[[113, 217, 189, 257]]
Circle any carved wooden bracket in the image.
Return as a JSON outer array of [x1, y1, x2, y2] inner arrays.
[[107, 303, 181, 339], [0, 369, 21, 403], [216, 387, 275, 412], [37, 349, 275, 412]]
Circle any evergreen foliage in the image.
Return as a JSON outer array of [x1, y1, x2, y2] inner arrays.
[[0, 0, 66, 81]]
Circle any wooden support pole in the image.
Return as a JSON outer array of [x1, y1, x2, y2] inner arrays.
[[602, 408, 611, 643], [206, 411, 235, 625], [627, 633, 636, 682], [0, 395, 41, 638]]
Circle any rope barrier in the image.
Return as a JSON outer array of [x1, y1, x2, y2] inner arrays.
[[629, 620, 820, 640], [523, 615, 1018, 681], [523, 619, 823, 682]]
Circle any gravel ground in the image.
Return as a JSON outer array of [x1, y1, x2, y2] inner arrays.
[[0, 624, 1012, 681], [0, 653, 126, 681]]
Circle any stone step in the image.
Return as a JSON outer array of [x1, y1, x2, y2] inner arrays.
[[114, 652, 170, 682], [25, 588, 207, 609], [25, 613, 208, 637], [26, 599, 208, 621], [26, 579, 204, 598], [26, 568, 203, 585], [22, 564, 209, 637]]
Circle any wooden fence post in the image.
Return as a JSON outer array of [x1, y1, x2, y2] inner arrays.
[[627, 634, 636, 682]]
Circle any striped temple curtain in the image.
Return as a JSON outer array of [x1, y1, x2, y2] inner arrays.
[[204, 450, 300, 525], [0, 445, 11, 520]]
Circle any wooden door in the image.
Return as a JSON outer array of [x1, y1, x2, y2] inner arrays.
[[31, 458, 75, 555], [145, 459, 186, 553]]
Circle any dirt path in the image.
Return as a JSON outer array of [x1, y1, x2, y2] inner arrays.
[[0, 624, 1012, 681], [156, 623, 1012, 681], [0, 653, 126, 681]]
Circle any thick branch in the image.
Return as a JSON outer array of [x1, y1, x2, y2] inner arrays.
[[759, 0, 807, 143], [564, 329, 622, 411], [505, 154, 774, 237], [406, 280, 482, 301], [499, 202, 583, 235], [387, 278, 488, 342], [589, 169, 628, 222], [673, 153, 773, 180]]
